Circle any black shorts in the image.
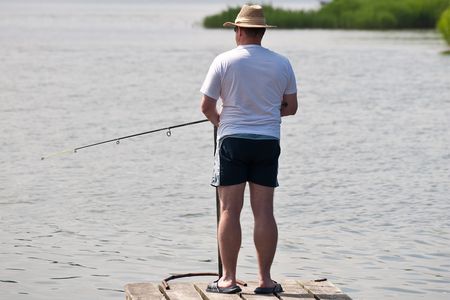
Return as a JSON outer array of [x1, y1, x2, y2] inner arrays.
[[211, 137, 280, 187]]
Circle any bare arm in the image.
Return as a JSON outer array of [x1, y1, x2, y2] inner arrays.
[[280, 93, 298, 117], [200, 94, 220, 127]]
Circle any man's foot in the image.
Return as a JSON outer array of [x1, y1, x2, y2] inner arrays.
[[254, 281, 283, 294], [206, 280, 242, 294]]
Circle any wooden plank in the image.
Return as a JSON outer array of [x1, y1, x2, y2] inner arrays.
[[125, 283, 164, 300], [194, 282, 243, 300], [299, 280, 352, 300], [240, 281, 279, 300], [278, 280, 314, 300], [159, 282, 203, 300]]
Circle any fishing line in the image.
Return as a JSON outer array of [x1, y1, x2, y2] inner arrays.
[[41, 119, 209, 160]]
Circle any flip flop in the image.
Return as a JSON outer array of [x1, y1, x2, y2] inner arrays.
[[254, 281, 283, 294], [206, 280, 242, 294]]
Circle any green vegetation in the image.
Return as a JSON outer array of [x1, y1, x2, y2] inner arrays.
[[438, 7, 450, 46], [203, 0, 450, 30]]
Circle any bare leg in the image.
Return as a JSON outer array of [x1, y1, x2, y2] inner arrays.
[[217, 183, 245, 287], [249, 182, 277, 288]]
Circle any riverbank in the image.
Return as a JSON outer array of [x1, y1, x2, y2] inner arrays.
[[203, 0, 450, 30]]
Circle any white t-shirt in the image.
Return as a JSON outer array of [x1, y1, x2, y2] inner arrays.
[[200, 44, 297, 140]]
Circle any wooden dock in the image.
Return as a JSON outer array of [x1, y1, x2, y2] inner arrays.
[[125, 278, 352, 300]]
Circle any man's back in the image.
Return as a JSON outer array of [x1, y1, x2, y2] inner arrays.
[[202, 44, 296, 139]]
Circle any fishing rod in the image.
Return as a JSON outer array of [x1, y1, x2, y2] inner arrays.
[[42, 118, 226, 279], [41, 119, 209, 160]]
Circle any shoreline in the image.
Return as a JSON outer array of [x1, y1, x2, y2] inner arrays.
[[203, 1, 450, 30]]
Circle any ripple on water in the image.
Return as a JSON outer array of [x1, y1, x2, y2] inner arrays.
[[1, 3, 450, 300]]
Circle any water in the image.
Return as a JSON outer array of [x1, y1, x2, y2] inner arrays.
[[1, 1, 450, 299]]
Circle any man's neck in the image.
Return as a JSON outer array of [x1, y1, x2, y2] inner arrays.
[[239, 42, 261, 46]]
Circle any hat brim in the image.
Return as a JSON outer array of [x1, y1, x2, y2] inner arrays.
[[223, 22, 276, 28]]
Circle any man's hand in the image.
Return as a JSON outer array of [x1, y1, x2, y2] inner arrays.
[[280, 93, 298, 117]]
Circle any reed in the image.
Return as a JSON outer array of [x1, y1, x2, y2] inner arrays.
[[203, 0, 450, 30], [438, 7, 450, 46]]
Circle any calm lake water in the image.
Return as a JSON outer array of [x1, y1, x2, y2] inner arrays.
[[1, 1, 449, 299]]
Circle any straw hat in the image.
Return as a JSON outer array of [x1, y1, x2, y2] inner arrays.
[[223, 4, 276, 28]]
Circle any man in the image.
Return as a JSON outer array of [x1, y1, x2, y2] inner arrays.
[[200, 4, 298, 295]]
